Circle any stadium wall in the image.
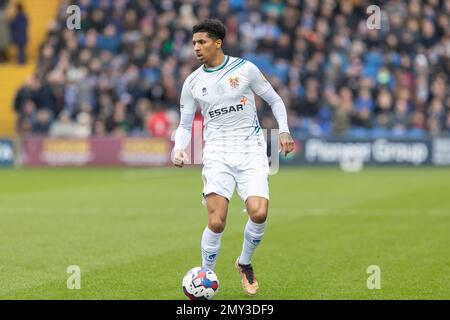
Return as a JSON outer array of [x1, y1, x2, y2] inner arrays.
[[281, 137, 450, 167], [20, 137, 172, 167], [11, 136, 450, 168]]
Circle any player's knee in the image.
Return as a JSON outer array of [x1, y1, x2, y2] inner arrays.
[[250, 211, 267, 223], [247, 205, 268, 224], [208, 218, 226, 233]]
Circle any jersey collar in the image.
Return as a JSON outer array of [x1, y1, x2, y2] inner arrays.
[[203, 55, 229, 72]]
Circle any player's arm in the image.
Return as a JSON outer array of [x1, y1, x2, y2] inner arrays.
[[248, 62, 294, 156], [173, 80, 196, 168]]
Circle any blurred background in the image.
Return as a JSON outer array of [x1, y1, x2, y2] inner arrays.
[[0, 0, 449, 168]]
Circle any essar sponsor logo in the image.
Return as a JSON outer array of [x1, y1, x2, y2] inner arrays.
[[209, 104, 244, 118]]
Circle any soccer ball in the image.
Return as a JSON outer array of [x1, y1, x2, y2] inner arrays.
[[182, 267, 219, 300]]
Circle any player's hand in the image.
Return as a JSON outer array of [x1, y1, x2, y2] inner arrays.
[[279, 132, 294, 157], [172, 150, 189, 168]]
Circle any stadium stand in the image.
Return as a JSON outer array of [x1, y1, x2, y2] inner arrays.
[[11, 0, 450, 139], [0, 0, 59, 137]]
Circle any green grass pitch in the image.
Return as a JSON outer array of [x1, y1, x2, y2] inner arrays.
[[0, 167, 449, 299]]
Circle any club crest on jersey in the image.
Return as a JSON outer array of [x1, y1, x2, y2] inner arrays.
[[229, 77, 239, 89], [202, 87, 208, 96]]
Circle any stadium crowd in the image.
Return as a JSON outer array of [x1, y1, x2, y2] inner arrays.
[[13, 0, 450, 139]]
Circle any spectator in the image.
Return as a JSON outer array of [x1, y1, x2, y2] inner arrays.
[[392, 98, 410, 136], [146, 103, 171, 138], [133, 97, 152, 134], [49, 111, 75, 138], [107, 101, 133, 137], [409, 111, 426, 137], [355, 88, 375, 112], [74, 111, 92, 138], [427, 98, 446, 135], [330, 87, 354, 136], [94, 118, 107, 137], [0, 2, 9, 63], [292, 78, 320, 118], [10, 2, 28, 64], [17, 99, 36, 136], [32, 109, 52, 134]]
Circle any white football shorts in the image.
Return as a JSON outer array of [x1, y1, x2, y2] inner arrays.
[[201, 150, 270, 206]]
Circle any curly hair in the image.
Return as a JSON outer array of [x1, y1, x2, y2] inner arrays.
[[192, 18, 226, 41]]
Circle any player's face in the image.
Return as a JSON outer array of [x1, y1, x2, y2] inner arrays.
[[192, 32, 221, 65]]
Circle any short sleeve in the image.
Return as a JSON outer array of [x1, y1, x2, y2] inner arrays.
[[248, 62, 272, 96]]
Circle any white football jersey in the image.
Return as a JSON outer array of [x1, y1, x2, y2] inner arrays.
[[180, 56, 272, 153]]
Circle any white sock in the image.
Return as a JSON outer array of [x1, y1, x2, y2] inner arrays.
[[201, 226, 223, 271], [238, 219, 266, 265]]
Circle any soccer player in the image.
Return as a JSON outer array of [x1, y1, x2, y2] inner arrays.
[[172, 19, 294, 296]]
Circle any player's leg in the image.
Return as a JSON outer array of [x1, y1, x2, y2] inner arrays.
[[235, 152, 270, 295], [233, 196, 268, 296], [240, 196, 268, 264], [205, 193, 229, 233], [201, 152, 236, 271], [201, 193, 229, 270]]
